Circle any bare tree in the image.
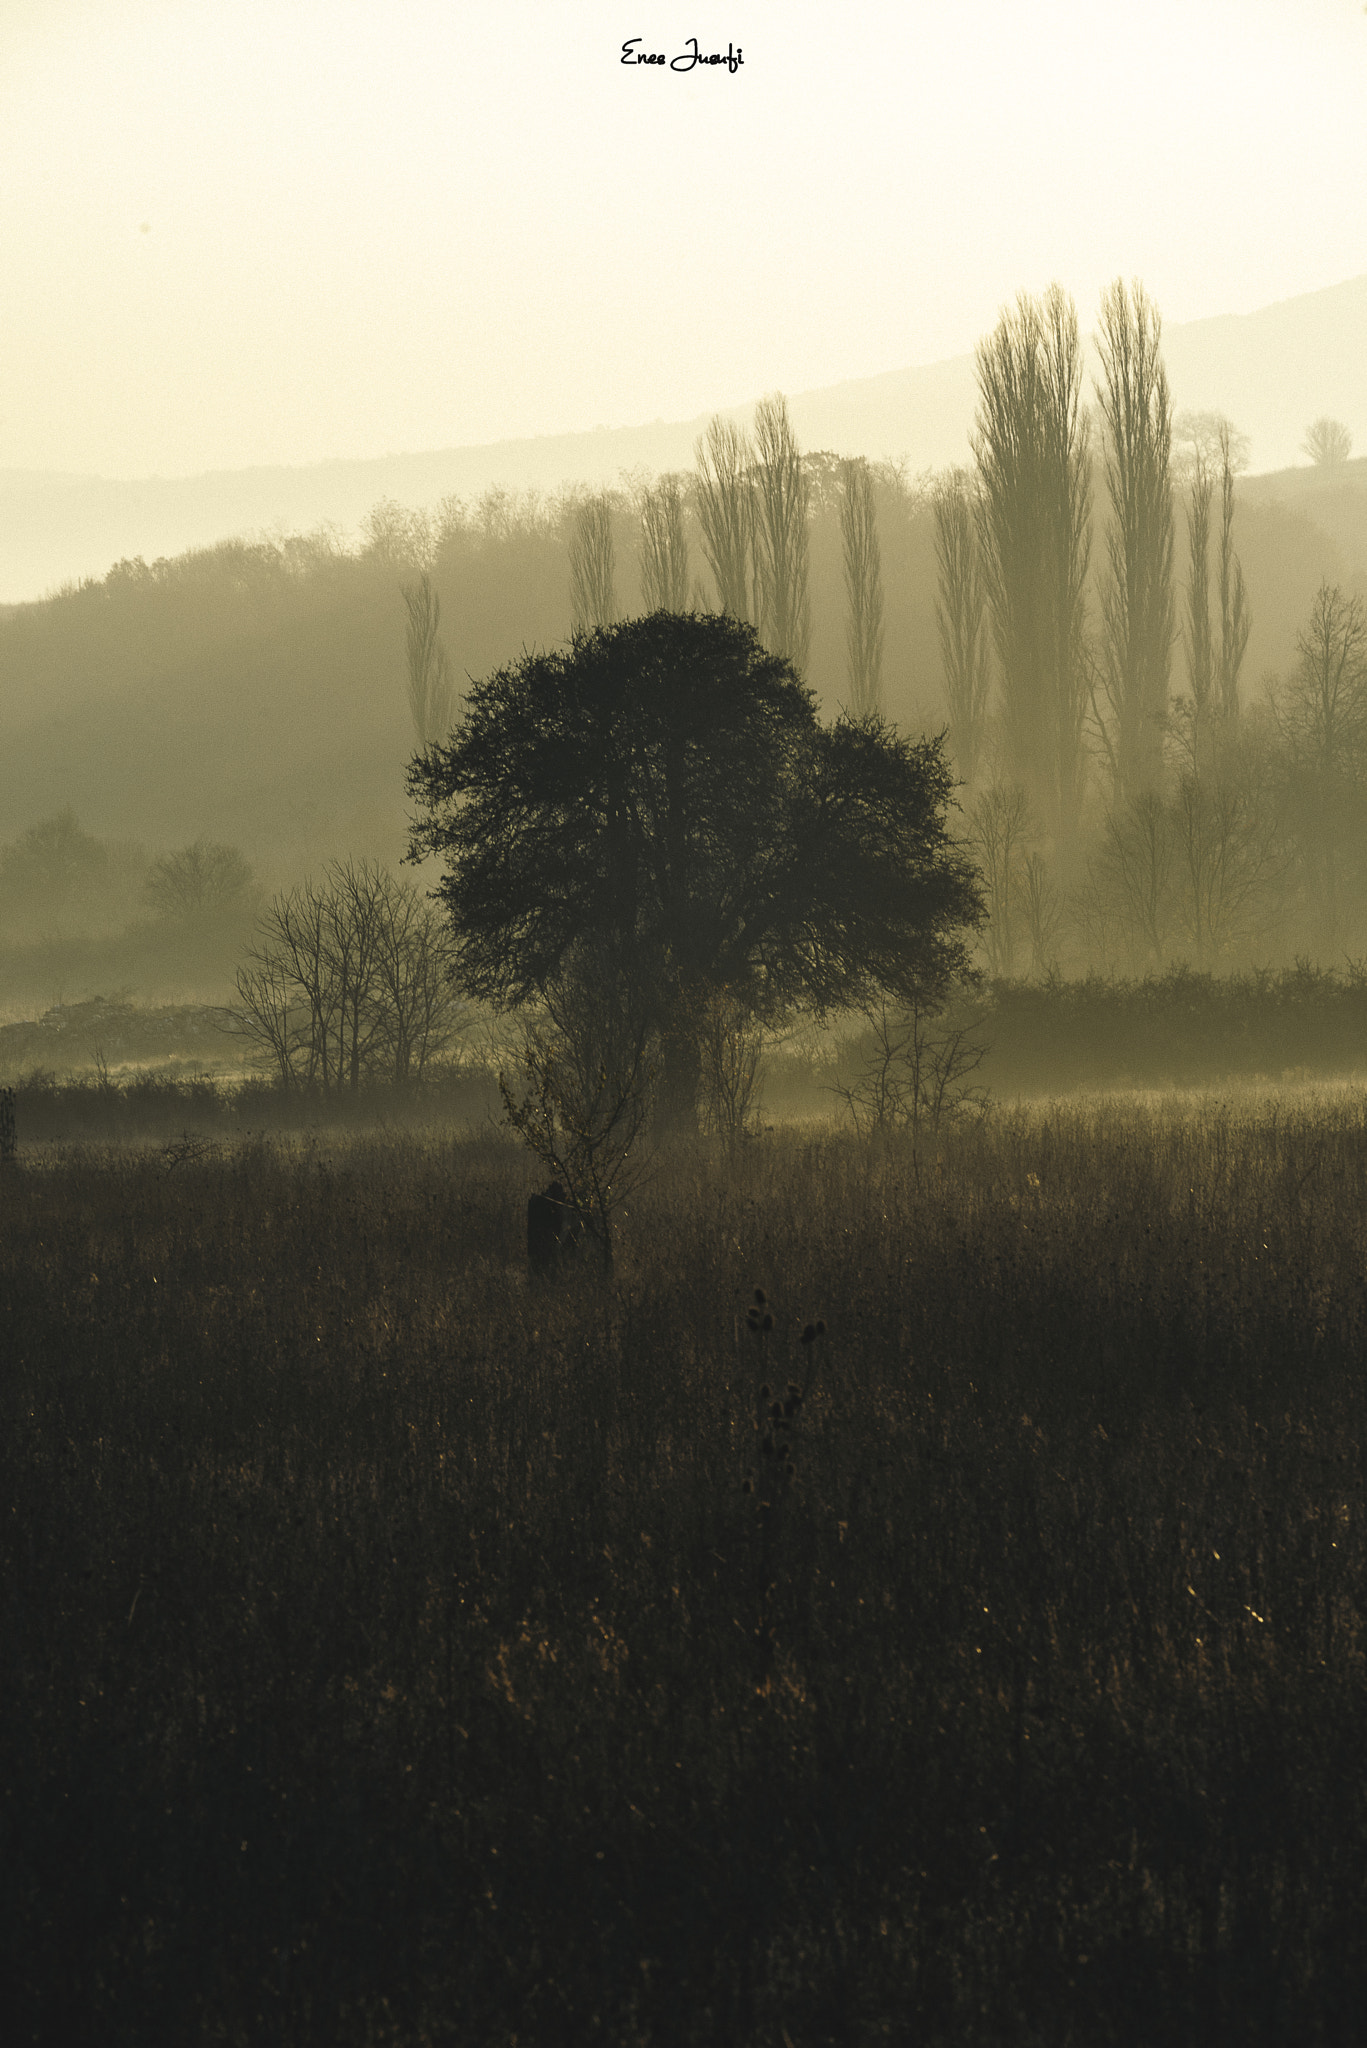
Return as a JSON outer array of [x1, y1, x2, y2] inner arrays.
[[1094, 278, 1175, 800], [839, 456, 885, 717], [1272, 582, 1367, 948], [1170, 741, 1284, 966], [144, 839, 255, 920], [369, 883, 465, 1085], [232, 861, 464, 1092], [1303, 418, 1353, 467], [325, 859, 391, 1096], [933, 467, 991, 787], [231, 951, 300, 1089], [751, 394, 811, 670], [638, 474, 691, 612], [1019, 851, 1063, 975], [402, 571, 456, 746], [362, 497, 433, 569], [693, 415, 757, 622], [836, 985, 988, 1141], [1092, 790, 1177, 968], [1276, 583, 1367, 774], [499, 941, 655, 1272], [236, 877, 336, 1092], [973, 285, 1091, 842], [569, 492, 617, 631], [970, 781, 1033, 976], [1173, 411, 1250, 484]]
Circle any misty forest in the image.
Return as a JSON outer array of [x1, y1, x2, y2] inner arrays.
[[7, 281, 1367, 2044]]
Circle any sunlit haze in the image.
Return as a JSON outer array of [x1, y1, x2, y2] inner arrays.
[[4, 0, 1366, 480]]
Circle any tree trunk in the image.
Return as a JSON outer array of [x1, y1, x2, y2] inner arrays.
[[656, 1023, 701, 1137]]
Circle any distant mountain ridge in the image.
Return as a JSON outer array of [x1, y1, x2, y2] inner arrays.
[[3, 273, 1365, 605]]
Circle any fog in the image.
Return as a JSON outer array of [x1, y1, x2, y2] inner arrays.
[[3, 0, 1367, 1034], [2, 432, 1365, 1019], [5, 274, 1367, 604], [4, 0, 1365, 481], [13, 17, 1367, 2021]]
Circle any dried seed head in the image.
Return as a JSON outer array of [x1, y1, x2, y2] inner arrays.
[[800, 1323, 816, 1345], [753, 1287, 768, 1307], [815, 1319, 827, 1338], [760, 1313, 774, 1333], [760, 1384, 771, 1401], [746, 1306, 761, 1330], [741, 1477, 754, 1494]]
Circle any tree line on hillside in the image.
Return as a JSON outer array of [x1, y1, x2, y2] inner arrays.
[[393, 280, 1366, 976], [935, 283, 1365, 973], [382, 436, 930, 746], [1, 275, 1363, 995], [0, 812, 259, 942]]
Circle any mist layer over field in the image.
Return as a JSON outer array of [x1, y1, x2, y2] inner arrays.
[[1, 445, 1365, 1023]]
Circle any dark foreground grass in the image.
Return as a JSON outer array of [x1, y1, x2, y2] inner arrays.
[[3, 1098, 1367, 2045]]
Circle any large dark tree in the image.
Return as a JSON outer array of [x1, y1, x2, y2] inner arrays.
[[406, 611, 983, 1127]]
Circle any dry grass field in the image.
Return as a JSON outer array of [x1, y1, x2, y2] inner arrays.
[[4, 1087, 1366, 2044]]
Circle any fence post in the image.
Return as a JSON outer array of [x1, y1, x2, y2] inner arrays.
[[0, 1086, 15, 1169]]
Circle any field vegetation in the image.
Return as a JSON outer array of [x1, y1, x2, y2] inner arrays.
[[7, 275, 1367, 2041], [5, 1088, 1367, 2043], [9, 961, 1367, 1141]]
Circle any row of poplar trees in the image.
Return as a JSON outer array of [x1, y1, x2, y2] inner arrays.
[[403, 281, 1243, 880], [564, 393, 886, 720], [936, 279, 1249, 844]]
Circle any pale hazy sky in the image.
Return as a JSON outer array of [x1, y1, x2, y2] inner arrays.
[[3, 0, 1365, 479]]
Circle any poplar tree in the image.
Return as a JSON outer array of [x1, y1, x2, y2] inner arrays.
[[638, 474, 691, 612], [751, 393, 811, 671], [933, 467, 990, 786], [401, 571, 456, 745], [568, 492, 617, 632], [839, 456, 885, 717], [1216, 422, 1251, 721], [1183, 460, 1215, 736], [1095, 278, 1175, 800], [972, 285, 1091, 843], [1179, 417, 1249, 758], [693, 415, 757, 622]]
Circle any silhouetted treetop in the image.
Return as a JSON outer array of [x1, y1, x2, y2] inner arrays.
[[1303, 417, 1352, 468], [406, 612, 984, 1096]]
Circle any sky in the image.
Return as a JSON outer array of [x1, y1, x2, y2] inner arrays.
[[2, 0, 1367, 480]]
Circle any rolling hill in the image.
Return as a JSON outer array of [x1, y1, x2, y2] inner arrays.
[[3, 274, 1365, 606]]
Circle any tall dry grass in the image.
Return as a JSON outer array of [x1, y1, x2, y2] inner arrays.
[[3, 1091, 1366, 2043]]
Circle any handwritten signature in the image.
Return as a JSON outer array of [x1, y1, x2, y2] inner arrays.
[[621, 37, 744, 73]]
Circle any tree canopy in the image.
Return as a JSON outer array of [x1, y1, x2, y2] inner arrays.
[[406, 610, 983, 1120]]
